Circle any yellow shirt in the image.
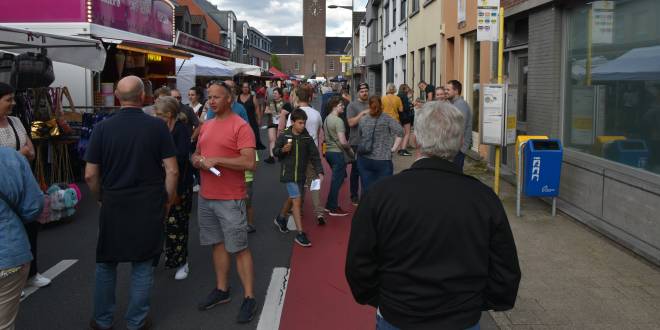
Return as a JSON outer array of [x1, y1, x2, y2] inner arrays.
[[381, 94, 403, 121]]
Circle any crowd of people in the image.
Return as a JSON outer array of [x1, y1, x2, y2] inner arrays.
[[0, 75, 521, 330]]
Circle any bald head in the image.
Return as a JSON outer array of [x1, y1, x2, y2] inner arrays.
[[115, 76, 145, 106]]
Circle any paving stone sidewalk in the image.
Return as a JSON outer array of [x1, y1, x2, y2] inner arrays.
[[392, 154, 660, 329]]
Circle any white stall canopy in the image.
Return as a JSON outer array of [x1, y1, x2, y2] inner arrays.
[[176, 54, 234, 103], [0, 25, 106, 72], [592, 46, 660, 81]]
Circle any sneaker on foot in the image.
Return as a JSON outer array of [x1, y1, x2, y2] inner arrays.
[[295, 232, 312, 247], [198, 288, 231, 311], [328, 207, 349, 217], [400, 149, 412, 156], [237, 297, 257, 323], [20, 290, 25, 299], [264, 157, 275, 164], [273, 216, 289, 233], [27, 273, 51, 287], [174, 263, 189, 280], [89, 319, 113, 330], [193, 184, 200, 192], [316, 216, 326, 225], [247, 224, 256, 233], [351, 197, 359, 206]]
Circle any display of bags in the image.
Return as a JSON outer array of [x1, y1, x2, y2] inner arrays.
[[0, 52, 16, 86], [15, 52, 55, 90]]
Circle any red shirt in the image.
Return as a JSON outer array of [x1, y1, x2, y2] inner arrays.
[[197, 113, 256, 200]]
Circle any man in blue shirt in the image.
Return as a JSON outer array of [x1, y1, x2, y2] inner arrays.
[[205, 80, 249, 122], [0, 147, 44, 329]]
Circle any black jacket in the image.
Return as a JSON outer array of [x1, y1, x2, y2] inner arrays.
[[346, 157, 521, 330], [273, 127, 324, 184]]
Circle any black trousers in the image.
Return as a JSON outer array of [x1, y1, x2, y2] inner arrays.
[[24, 221, 39, 277]]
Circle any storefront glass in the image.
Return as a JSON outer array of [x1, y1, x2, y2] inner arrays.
[[565, 0, 660, 174]]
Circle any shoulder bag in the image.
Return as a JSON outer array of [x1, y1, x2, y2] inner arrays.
[[357, 115, 380, 155]]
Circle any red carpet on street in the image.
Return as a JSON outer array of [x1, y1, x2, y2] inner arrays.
[[279, 164, 375, 330]]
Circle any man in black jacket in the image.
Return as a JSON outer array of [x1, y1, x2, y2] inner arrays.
[[345, 101, 521, 330]]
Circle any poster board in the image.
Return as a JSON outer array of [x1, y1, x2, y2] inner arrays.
[[477, 0, 500, 42]]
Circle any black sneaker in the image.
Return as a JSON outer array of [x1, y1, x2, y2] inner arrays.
[[295, 232, 312, 247], [328, 207, 349, 217], [317, 215, 326, 225], [247, 224, 256, 233], [237, 297, 257, 323], [400, 149, 413, 156], [351, 197, 359, 206], [264, 156, 275, 164], [198, 288, 231, 311], [273, 216, 288, 233]]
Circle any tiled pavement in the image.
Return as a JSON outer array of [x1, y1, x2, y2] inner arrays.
[[392, 154, 660, 329]]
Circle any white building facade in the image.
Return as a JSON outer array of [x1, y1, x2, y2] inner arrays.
[[382, 0, 408, 93]]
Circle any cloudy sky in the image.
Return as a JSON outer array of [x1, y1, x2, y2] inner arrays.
[[208, 0, 368, 37]]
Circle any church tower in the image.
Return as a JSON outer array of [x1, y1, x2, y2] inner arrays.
[[302, 0, 326, 76]]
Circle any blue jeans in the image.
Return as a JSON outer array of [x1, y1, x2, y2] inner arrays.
[[349, 146, 360, 200], [376, 313, 480, 330], [357, 156, 393, 192], [93, 260, 154, 330], [325, 151, 347, 210]]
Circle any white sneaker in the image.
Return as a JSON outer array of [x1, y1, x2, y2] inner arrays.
[[174, 263, 189, 280], [193, 185, 200, 192], [27, 273, 51, 287]]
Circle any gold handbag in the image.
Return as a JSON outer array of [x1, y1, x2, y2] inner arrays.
[[31, 118, 60, 139]]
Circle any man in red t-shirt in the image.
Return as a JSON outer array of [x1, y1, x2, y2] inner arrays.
[[191, 82, 258, 323]]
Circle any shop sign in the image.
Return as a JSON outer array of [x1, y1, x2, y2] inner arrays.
[[92, 0, 174, 42], [147, 53, 162, 62], [477, 0, 500, 42], [359, 26, 367, 57], [340, 56, 352, 63], [591, 1, 614, 44], [175, 31, 230, 60]]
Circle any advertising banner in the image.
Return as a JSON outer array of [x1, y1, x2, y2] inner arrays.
[[92, 0, 174, 43], [176, 31, 230, 60]]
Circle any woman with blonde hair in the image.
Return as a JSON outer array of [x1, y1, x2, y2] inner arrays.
[[356, 96, 403, 191], [381, 82, 403, 122], [153, 96, 193, 280]]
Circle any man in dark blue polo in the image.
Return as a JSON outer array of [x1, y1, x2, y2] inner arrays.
[[84, 75, 179, 330]]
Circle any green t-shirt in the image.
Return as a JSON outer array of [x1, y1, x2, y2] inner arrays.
[[324, 114, 345, 153]]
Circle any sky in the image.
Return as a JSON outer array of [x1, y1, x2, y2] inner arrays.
[[208, 0, 368, 37]]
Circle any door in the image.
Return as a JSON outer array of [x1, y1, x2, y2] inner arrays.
[[503, 52, 528, 169]]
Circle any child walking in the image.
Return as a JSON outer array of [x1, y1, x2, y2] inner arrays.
[[272, 109, 324, 247]]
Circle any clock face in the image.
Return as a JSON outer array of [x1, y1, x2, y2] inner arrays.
[[309, 0, 322, 16]]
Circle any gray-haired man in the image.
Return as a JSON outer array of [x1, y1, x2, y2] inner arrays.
[[346, 101, 520, 330]]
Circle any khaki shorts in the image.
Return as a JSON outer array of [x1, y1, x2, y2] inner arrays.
[[197, 197, 248, 253]]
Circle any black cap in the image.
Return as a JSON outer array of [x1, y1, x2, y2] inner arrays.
[[357, 82, 369, 91]]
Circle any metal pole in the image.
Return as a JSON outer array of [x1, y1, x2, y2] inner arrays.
[[552, 197, 557, 217], [517, 142, 523, 217], [494, 7, 505, 196]]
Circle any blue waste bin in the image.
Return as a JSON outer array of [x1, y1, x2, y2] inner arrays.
[[603, 139, 649, 169], [523, 139, 563, 197]]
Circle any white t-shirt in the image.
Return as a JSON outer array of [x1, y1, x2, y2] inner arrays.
[[287, 106, 322, 147]]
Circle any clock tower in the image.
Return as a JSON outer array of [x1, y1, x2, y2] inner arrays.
[[302, 0, 326, 76]]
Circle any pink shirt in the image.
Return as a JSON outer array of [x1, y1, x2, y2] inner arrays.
[[197, 114, 256, 200]]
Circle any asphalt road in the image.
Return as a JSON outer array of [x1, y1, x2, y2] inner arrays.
[[15, 143, 295, 330]]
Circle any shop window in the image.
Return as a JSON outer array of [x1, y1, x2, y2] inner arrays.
[[564, 0, 660, 174], [463, 33, 480, 134]]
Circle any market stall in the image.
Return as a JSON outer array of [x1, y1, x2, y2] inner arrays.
[[175, 55, 234, 103], [0, 25, 107, 223]]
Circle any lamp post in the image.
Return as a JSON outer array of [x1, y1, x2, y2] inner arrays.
[[328, 2, 355, 99]]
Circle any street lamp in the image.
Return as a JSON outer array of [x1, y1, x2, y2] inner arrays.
[[328, 2, 356, 99]]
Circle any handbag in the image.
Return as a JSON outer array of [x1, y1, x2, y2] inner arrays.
[[357, 115, 380, 155], [15, 52, 55, 90]]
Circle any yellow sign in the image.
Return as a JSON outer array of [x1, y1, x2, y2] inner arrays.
[[147, 53, 162, 62], [340, 56, 352, 63]]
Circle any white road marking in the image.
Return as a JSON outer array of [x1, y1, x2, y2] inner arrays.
[[21, 259, 78, 301], [257, 267, 290, 330]]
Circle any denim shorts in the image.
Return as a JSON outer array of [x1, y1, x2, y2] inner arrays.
[[286, 182, 304, 199]]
